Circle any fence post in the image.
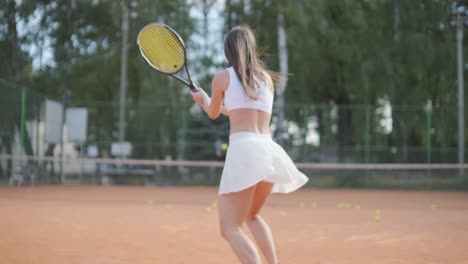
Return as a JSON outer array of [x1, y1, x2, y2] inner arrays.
[[302, 105, 310, 161], [19, 86, 27, 167], [426, 108, 432, 164], [364, 105, 371, 163], [363, 105, 371, 187], [426, 107, 432, 189], [59, 89, 70, 184]]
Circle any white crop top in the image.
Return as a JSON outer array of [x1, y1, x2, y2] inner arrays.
[[224, 67, 274, 113]]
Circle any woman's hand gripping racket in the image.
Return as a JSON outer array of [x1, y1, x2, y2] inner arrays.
[[137, 23, 198, 91]]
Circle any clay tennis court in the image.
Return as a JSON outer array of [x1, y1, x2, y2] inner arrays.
[[1, 186, 467, 264]]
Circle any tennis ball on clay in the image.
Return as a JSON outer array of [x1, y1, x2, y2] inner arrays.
[[375, 210, 381, 221], [210, 200, 219, 209], [337, 202, 352, 209]]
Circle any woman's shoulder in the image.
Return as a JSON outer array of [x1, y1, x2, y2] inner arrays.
[[259, 70, 274, 92], [212, 69, 230, 92]]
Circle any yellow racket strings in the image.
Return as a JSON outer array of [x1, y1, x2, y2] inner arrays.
[[139, 25, 185, 73]]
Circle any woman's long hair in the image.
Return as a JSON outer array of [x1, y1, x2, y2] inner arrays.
[[224, 25, 282, 100]]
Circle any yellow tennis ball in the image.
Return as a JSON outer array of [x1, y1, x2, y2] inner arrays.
[[337, 202, 350, 209], [221, 143, 228, 151], [375, 210, 381, 221]]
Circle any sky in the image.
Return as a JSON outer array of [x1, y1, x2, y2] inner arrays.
[[17, 7, 55, 69], [18, 1, 226, 72]]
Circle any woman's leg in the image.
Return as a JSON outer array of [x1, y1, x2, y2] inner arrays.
[[218, 186, 262, 264], [246, 181, 278, 264]]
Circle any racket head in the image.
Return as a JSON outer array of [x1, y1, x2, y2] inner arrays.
[[137, 23, 186, 74]]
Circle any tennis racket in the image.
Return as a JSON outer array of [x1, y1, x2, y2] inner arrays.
[[137, 23, 198, 91]]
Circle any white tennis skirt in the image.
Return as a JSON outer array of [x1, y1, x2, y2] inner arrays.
[[219, 132, 309, 195]]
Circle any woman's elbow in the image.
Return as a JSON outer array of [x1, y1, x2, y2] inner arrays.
[[208, 114, 219, 120], [207, 111, 219, 120]]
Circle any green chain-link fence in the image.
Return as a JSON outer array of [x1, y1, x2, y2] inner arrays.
[[1, 82, 467, 187]]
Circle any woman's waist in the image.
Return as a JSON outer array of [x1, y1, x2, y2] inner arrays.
[[230, 126, 270, 134], [229, 121, 271, 136], [229, 131, 272, 142], [228, 110, 271, 130]]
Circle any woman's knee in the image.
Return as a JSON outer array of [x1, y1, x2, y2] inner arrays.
[[219, 222, 240, 240], [247, 203, 261, 221], [246, 213, 259, 224]]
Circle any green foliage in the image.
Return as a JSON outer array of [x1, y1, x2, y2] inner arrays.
[[0, 0, 466, 164], [222, 0, 464, 162]]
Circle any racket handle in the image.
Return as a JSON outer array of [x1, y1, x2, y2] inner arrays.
[[190, 85, 199, 92]]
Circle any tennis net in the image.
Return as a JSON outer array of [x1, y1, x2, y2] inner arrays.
[[1, 154, 467, 190]]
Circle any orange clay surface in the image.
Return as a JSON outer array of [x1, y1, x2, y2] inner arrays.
[[1, 186, 468, 264]]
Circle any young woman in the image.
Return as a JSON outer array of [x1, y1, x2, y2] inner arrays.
[[191, 25, 308, 264]]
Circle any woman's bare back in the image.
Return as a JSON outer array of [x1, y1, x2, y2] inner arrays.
[[228, 108, 271, 135]]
